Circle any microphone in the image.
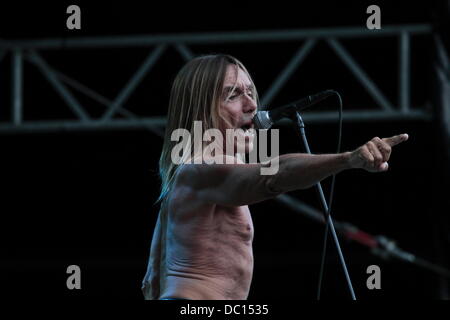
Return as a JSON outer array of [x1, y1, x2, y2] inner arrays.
[[253, 90, 335, 129]]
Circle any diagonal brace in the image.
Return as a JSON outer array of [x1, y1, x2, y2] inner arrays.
[[327, 38, 394, 111], [174, 44, 194, 62], [101, 44, 166, 120], [261, 38, 317, 107], [27, 51, 90, 121]]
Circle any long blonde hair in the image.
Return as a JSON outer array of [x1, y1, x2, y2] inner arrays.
[[157, 54, 259, 202]]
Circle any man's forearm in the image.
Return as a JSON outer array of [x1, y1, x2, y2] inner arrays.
[[266, 152, 352, 194], [181, 152, 353, 206]]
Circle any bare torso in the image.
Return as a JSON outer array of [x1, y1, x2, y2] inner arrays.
[[159, 184, 254, 300]]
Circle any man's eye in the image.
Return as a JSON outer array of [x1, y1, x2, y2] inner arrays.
[[227, 93, 238, 100]]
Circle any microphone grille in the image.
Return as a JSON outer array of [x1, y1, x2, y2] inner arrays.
[[253, 111, 273, 130]]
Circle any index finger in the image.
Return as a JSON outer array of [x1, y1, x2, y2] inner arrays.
[[382, 133, 409, 147]]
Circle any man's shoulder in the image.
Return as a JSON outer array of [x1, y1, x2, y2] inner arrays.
[[175, 156, 244, 186], [171, 164, 208, 199], [169, 165, 217, 215]]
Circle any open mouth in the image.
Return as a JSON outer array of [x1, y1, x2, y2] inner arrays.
[[240, 123, 253, 132]]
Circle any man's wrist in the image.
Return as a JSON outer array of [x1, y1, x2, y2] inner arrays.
[[340, 151, 353, 170]]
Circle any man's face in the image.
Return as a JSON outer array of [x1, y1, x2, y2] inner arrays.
[[220, 64, 257, 155]]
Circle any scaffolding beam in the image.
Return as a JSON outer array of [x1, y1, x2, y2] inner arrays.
[[0, 25, 433, 134], [0, 25, 431, 49]]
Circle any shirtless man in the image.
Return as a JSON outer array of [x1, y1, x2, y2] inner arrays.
[[142, 54, 409, 300]]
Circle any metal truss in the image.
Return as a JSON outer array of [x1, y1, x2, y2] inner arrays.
[[0, 24, 432, 134]]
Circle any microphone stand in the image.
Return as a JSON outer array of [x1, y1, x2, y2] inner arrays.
[[293, 111, 357, 300]]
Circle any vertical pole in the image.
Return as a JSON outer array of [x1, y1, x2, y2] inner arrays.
[[12, 49, 23, 125], [400, 32, 410, 113]]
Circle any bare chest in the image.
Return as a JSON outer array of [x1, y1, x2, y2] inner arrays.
[[213, 205, 254, 243]]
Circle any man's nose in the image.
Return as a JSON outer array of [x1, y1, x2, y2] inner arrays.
[[243, 95, 257, 114]]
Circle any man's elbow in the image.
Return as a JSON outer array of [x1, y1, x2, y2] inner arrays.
[[264, 175, 284, 196]]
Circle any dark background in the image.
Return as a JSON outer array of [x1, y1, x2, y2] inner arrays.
[[0, 1, 449, 299]]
